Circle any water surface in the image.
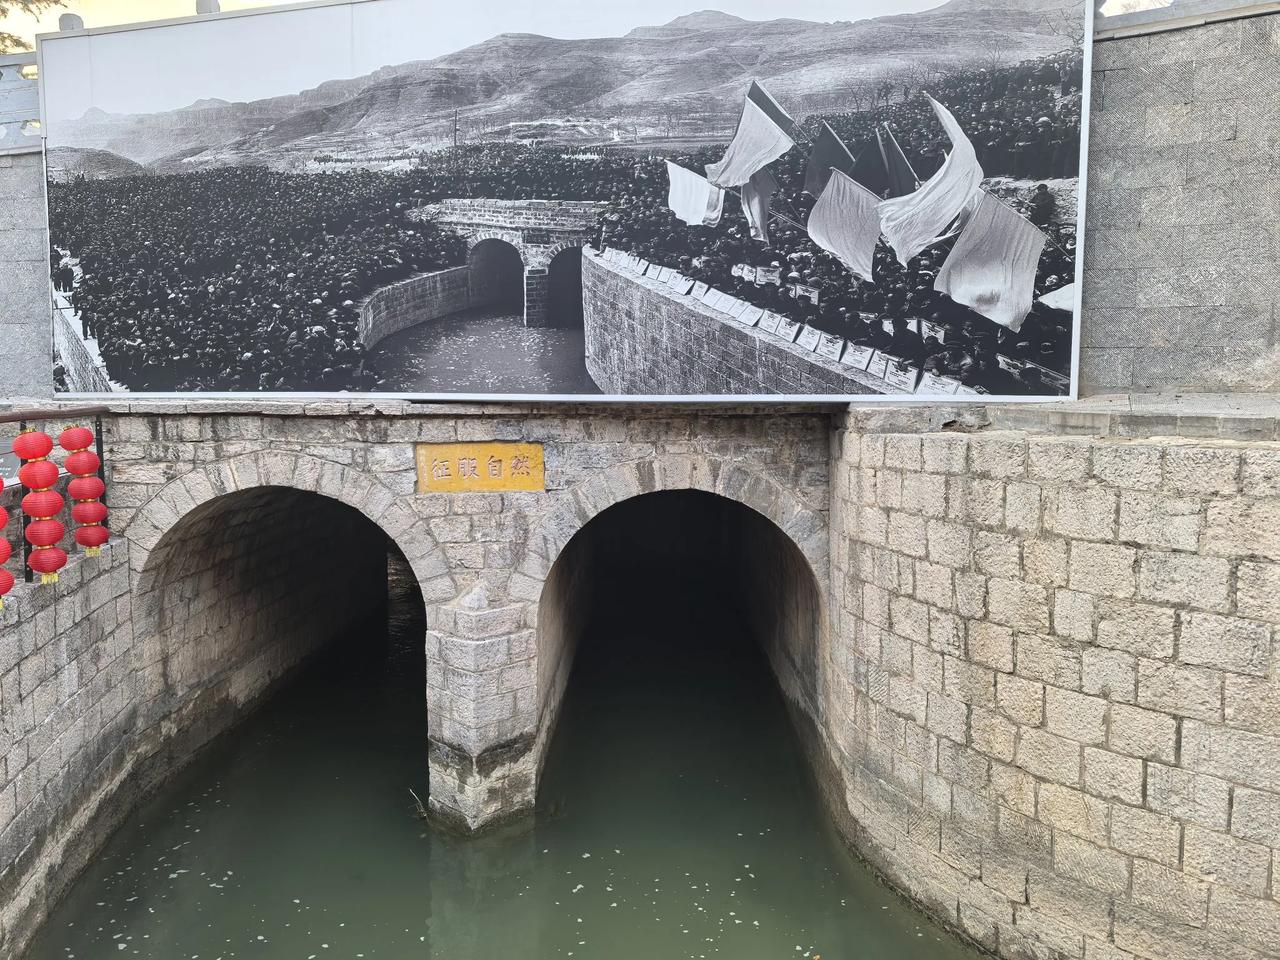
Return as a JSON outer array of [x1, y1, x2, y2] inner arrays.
[[25, 563, 985, 960], [367, 307, 600, 395]]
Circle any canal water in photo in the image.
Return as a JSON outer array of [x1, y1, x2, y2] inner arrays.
[[366, 307, 600, 396], [24, 556, 985, 960]]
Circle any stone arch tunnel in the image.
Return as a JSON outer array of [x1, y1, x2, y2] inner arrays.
[[10, 402, 1280, 960]]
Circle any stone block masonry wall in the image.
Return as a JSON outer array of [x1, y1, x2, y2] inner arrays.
[[0, 150, 52, 401], [829, 417, 1280, 960], [1084, 14, 1280, 393], [358, 266, 472, 349], [131, 487, 389, 734], [583, 252, 884, 396], [0, 543, 134, 954]]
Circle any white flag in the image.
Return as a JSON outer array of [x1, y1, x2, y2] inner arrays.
[[741, 168, 778, 242], [666, 160, 725, 226], [706, 83, 795, 189], [878, 96, 983, 267], [807, 170, 881, 282], [934, 192, 1046, 333], [1038, 282, 1076, 313]]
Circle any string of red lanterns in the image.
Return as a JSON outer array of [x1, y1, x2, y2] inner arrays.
[[0, 477, 13, 610], [60, 426, 110, 557], [13, 429, 68, 585]]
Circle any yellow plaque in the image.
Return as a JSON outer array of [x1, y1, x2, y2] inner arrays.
[[416, 442, 545, 493]]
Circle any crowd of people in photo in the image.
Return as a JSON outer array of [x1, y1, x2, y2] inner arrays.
[[822, 50, 1083, 184], [598, 52, 1083, 394], [50, 168, 468, 391], [49, 48, 1082, 395]]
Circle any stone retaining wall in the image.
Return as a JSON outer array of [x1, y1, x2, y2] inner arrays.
[[582, 251, 886, 396], [4, 399, 1280, 960], [828, 418, 1280, 960], [357, 266, 471, 348], [51, 307, 111, 394]]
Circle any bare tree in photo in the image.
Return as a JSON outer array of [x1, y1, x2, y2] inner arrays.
[[0, 0, 63, 52]]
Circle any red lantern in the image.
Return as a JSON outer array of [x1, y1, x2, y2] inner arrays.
[[59, 425, 109, 559], [0, 476, 10, 610], [69, 476, 106, 501], [12, 431, 52, 461], [18, 460, 58, 490], [28, 547, 67, 580], [77, 526, 110, 552], [25, 519, 65, 548], [14, 429, 66, 584], [22, 490, 64, 518], [72, 501, 108, 525], [59, 426, 93, 452]]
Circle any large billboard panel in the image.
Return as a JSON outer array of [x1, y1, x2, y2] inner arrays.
[[41, 0, 1091, 400]]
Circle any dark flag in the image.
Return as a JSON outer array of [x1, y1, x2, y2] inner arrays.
[[852, 138, 889, 197], [747, 81, 800, 140], [878, 125, 920, 199], [707, 80, 796, 188], [803, 121, 858, 197]]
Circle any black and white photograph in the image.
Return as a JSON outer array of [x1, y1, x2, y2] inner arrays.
[[41, 0, 1090, 399]]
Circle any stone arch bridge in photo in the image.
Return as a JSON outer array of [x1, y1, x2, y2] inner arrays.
[[411, 198, 609, 329]]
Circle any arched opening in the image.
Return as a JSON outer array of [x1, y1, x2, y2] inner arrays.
[[535, 488, 822, 787], [133, 486, 427, 768], [545, 246, 585, 329], [468, 238, 525, 313]]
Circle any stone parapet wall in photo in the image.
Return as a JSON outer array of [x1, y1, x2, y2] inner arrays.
[[357, 266, 473, 348], [583, 252, 886, 396]]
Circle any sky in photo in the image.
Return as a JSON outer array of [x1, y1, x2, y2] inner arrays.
[[37, 0, 963, 122], [5, 0, 948, 46]]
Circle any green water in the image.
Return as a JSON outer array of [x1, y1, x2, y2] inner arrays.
[[25, 564, 986, 960]]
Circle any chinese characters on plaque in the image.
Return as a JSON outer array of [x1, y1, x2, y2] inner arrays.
[[415, 443, 546, 493]]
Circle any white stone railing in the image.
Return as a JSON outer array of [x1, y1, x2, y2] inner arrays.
[[0, 52, 39, 155]]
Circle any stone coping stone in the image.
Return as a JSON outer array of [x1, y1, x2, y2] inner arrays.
[[6, 393, 1280, 440]]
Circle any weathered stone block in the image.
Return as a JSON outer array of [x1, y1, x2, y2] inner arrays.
[[1137, 551, 1231, 612], [1131, 860, 1210, 926], [1109, 803, 1181, 867], [988, 578, 1051, 633], [1029, 438, 1093, 482], [1183, 825, 1270, 896], [1096, 599, 1176, 659], [1118, 492, 1203, 551], [1052, 831, 1130, 896], [1053, 589, 1096, 643], [1146, 762, 1230, 831], [1016, 728, 1081, 786], [1138, 660, 1222, 720], [1069, 541, 1137, 599], [1092, 443, 1163, 491], [1046, 686, 1108, 745], [1016, 633, 1081, 689], [1203, 498, 1280, 561], [1235, 561, 1280, 621], [1047, 487, 1119, 542], [1182, 720, 1280, 792], [1178, 611, 1271, 676], [1082, 647, 1136, 703], [1162, 446, 1240, 495]]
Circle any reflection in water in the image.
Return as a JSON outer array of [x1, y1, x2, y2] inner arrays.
[[25, 554, 985, 960], [367, 307, 600, 395]]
